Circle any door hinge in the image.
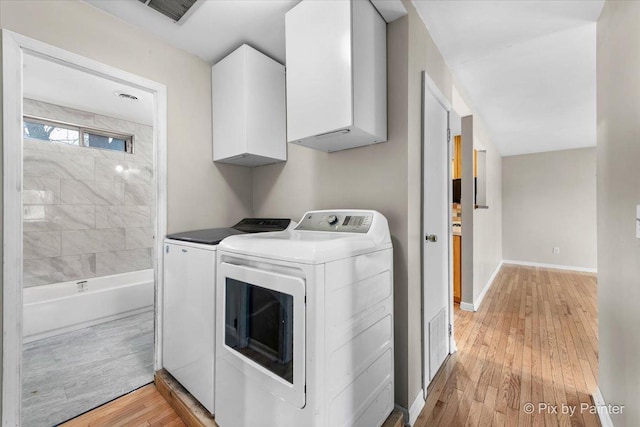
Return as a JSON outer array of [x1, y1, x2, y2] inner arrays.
[[447, 128, 451, 143], [448, 324, 452, 337]]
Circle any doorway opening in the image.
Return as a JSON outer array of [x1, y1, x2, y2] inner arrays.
[[2, 30, 167, 426]]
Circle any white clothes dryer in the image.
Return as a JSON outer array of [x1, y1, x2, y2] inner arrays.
[[215, 210, 394, 427]]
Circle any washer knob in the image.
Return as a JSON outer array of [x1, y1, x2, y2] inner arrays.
[[327, 215, 338, 225]]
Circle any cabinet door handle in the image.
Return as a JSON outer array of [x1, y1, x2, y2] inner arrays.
[[426, 234, 438, 243]]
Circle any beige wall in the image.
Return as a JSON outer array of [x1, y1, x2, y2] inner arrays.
[[0, 0, 253, 235], [454, 91, 503, 308], [597, 2, 640, 426], [503, 148, 596, 269], [472, 135, 503, 302], [253, 1, 452, 408], [460, 116, 474, 304]]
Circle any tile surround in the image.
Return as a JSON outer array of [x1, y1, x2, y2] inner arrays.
[[124, 184, 152, 206], [24, 149, 95, 181], [95, 206, 151, 229], [93, 157, 153, 186], [61, 180, 125, 205], [61, 229, 126, 256], [23, 177, 60, 205], [23, 205, 95, 232], [24, 255, 96, 288], [24, 231, 61, 260], [95, 248, 152, 276], [24, 98, 95, 126], [23, 99, 154, 287], [125, 227, 155, 250]]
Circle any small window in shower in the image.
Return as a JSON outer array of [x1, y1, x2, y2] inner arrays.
[[23, 119, 80, 146], [23, 117, 133, 154], [83, 131, 133, 154]]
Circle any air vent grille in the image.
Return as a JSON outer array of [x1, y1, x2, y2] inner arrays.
[[138, 0, 199, 22]]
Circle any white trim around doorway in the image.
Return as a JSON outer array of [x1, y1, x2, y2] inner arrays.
[[1, 29, 167, 427]]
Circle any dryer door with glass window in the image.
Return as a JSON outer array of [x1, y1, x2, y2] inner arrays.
[[218, 262, 305, 408]]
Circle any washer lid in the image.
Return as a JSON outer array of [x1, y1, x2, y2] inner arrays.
[[166, 218, 292, 245], [165, 228, 243, 245], [219, 210, 392, 264]]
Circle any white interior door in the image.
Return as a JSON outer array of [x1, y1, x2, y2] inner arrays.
[[422, 73, 451, 388]]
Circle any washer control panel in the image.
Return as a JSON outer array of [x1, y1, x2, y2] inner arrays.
[[295, 211, 373, 233]]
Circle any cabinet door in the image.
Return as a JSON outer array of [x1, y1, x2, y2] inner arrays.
[[212, 49, 247, 161], [163, 243, 216, 413], [453, 236, 462, 303], [285, 0, 353, 141]]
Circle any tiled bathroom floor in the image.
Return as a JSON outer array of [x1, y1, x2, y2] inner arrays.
[[22, 310, 154, 427]]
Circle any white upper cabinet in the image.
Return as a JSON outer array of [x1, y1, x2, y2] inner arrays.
[[285, 0, 387, 152], [212, 44, 286, 167]]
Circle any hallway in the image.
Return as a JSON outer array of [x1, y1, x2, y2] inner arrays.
[[416, 265, 598, 426]]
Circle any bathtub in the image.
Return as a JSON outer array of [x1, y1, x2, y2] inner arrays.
[[23, 269, 154, 343]]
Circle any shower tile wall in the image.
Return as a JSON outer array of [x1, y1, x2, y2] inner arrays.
[[23, 99, 154, 287]]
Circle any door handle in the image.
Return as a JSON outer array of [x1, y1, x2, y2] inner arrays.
[[426, 234, 438, 243]]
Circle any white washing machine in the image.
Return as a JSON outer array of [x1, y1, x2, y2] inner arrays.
[[162, 218, 293, 415], [215, 210, 394, 427]]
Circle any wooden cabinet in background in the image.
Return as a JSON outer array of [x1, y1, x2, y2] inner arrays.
[[453, 235, 461, 303], [452, 136, 478, 179], [452, 137, 478, 178], [452, 135, 462, 179]]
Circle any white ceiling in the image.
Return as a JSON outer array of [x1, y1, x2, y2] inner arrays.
[[86, 0, 300, 64], [23, 53, 154, 125], [86, 1, 405, 65], [413, 0, 604, 156], [84, 0, 601, 156]]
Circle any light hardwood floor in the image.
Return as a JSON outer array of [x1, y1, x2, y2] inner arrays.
[[59, 265, 598, 427], [61, 385, 185, 427], [415, 264, 599, 427]]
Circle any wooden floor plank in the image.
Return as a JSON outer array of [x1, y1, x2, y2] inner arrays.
[[417, 265, 598, 427], [61, 385, 185, 427]]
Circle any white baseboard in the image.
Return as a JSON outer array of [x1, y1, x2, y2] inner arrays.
[[473, 260, 503, 311], [394, 389, 425, 427], [406, 389, 425, 426], [592, 388, 614, 427], [458, 261, 504, 313], [459, 302, 474, 312], [502, 259, 597, 273]]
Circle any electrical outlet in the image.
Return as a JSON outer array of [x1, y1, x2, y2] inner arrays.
[[553, 247, 560, 255]]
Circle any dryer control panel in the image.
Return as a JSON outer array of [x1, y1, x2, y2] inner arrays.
[[295, 211, 373, 233]]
